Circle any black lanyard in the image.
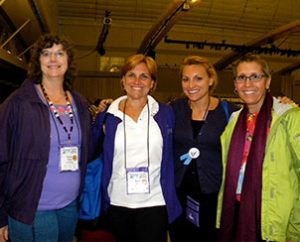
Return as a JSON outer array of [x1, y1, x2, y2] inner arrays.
[[40, 83, 74, 144]]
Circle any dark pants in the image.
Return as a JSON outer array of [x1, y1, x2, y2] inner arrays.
[[108, 205, 168, 242], [169, 190, 219, 241]]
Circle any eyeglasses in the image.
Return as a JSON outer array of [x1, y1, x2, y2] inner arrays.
[[40, 50, 66, 58], [235, 73, 267, 83]]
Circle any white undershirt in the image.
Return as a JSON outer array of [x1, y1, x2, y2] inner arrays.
[[107, 95, 165, 208]]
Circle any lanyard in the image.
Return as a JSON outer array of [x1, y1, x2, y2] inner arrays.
[[40, 83, 74, 144], [123, 99, 150, 169], [180, 97, 211, 165]]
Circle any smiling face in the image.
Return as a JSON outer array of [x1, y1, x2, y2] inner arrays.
[[234, 61, 271, 113], [181, 64, 214, 102], [122, 62, 155, 101], [39, 43, 68, 81]]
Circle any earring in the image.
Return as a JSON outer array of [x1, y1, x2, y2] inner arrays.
[[120, 79, 126, 93]]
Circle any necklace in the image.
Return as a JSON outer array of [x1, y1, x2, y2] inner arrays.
[[202, 97, 210, 120], [190, 96, 211, 121], [40, 83, 74, 143]]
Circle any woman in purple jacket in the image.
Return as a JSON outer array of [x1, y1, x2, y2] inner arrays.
[[94, 54, 181, 242], [0, 34, 92, 242]]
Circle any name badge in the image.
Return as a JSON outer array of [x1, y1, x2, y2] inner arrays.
[[60, 146, 79, 171], [126, 167, 150, 194], [186, 196, 200, 227]]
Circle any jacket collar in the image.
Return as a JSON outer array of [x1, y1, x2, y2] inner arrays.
[[107, 95, 159, 120], [16, 79, 45, 104]]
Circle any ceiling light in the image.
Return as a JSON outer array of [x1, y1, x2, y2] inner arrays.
[[182, 1, 190, 11]]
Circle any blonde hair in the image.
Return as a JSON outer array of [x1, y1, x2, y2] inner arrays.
[[180, 55, 218, 93]]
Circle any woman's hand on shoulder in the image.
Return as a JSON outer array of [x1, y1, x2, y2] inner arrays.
[[0, 226, 8, 242], [277, 96, 293, 104], [277, 96, 300, 107], [98, 99, 113, 113]]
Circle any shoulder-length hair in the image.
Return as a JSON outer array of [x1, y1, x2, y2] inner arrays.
[[27, 33, 76, 90]]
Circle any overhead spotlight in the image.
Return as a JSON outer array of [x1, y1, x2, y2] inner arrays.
[[97, 46, 105, 56], [103, 17, 112, 25], [96, 10, 111, 56], [182, 0, 190, 11], [183, 0, 201, 10]]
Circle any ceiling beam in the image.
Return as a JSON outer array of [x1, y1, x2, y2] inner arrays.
[[0, 0, 6, 6], [214, 19, 300, 71], [274, 61, 300, 75], [0, 19, 31, 49], [137, 0, 202, 56], [28, 0, 49, 33], [0, 48, 27, 70]]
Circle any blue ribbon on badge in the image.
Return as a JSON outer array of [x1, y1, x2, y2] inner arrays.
[[180, 152, 192, 165]]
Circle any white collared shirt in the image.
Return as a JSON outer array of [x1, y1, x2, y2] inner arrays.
[[107, 95, 165, 208]]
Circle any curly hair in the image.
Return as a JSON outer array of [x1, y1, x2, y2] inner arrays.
[[27, 34, 76, 90]]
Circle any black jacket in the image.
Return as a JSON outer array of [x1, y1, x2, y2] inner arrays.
[[171, 98, 237, 194]]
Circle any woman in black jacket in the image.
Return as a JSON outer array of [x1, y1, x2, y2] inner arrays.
[[169, 56, 238, 241]]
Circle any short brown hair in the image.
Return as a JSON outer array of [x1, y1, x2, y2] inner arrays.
[[122, 54, 157, 81], [232, 54, 271, 78]]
